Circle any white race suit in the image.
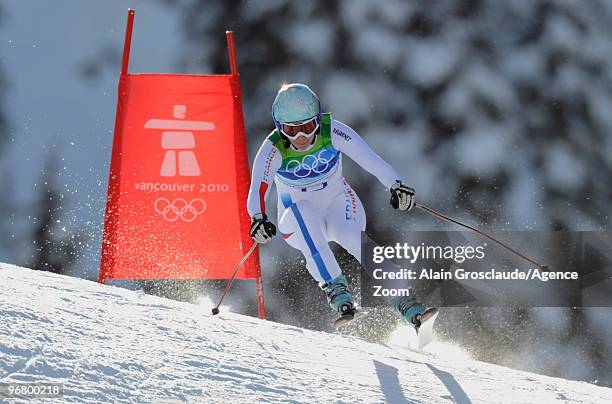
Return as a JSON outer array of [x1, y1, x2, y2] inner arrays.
[[247, 113, 398, 284]]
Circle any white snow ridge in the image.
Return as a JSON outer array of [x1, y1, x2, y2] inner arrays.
[[1, 263, 611, 403]]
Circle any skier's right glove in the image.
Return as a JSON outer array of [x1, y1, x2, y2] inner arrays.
[[390, 180, 416, 211], [250, 213, 277, 244]]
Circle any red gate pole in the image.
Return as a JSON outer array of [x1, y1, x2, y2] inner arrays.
[[255, 268, 267, 320], [226, 31, 239, 76], [99, 9, 136, 284], [121, 9, 135, 75], [225, 31, 267, 319]]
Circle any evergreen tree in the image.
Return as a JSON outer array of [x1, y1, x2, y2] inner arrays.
[[26, 157, 81, 275]]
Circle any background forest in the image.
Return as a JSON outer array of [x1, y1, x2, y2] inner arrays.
[[1, 0, 611, 387]]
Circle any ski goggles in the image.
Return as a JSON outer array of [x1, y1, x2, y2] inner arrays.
[[279, 116, 319, 139]]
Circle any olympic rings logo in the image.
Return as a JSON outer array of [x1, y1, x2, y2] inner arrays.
[[154, 198, 206, 222], [286, 149, 336, 178]]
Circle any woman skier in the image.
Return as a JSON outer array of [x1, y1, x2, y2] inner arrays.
[[247, 83, 435, 329]]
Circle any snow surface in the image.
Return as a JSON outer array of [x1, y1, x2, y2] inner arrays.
[[1, 263, 611, 403]]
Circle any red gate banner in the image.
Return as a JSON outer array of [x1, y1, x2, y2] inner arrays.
[[99, 10, 262, 300]]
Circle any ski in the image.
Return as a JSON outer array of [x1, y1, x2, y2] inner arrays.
[[332, 308, 357, 329], [416, 307, 439, 350]]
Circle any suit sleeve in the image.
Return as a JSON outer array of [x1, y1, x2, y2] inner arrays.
[[247, 139, 282, 217], [331, 119, 398, 189]]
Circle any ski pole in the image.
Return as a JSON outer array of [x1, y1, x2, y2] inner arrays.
[[212, 241, 259, 315], [415, 203, 548, 270]]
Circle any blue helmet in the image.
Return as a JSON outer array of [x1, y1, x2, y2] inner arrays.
[[272, 83, 321, 130]]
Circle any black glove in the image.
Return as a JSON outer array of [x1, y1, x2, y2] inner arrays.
[[249, 213, 276, 243], [390, 180, 416, 211]]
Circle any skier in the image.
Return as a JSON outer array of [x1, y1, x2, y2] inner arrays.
[[247, 83, 435, 330]]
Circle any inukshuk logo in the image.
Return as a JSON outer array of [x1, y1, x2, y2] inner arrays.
[[144, 105, 215, 177]]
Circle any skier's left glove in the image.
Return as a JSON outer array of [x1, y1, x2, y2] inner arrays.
[[390, 180, 416, 211], [250, 213, 277, 244]]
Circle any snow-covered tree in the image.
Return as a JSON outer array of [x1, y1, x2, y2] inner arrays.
[[173, 0, 612, 385]]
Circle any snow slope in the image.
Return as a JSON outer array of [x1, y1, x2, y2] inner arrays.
[[1, 263, 611, 403]]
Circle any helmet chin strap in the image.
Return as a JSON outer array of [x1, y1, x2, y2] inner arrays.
[[295, 131, 316, 140]]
